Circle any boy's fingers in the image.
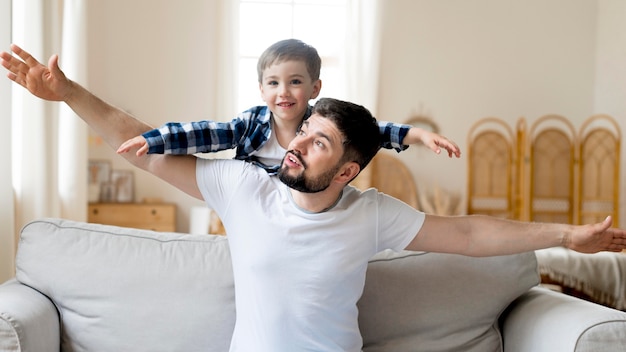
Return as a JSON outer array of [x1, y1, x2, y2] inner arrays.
[[137, 145, 149, 157], [116, 140, 132, 153]]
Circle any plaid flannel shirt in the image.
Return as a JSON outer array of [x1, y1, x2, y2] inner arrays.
[[143, 105, 410, 173]]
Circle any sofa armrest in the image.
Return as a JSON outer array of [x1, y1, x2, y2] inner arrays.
[[0, 279, 60, 352], [500, 286, 626, 352]]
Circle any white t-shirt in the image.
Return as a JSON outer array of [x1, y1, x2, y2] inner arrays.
[[196, 158, 425, 352], [249, 124, 285, 167]]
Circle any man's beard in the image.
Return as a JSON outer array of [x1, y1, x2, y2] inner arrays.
[[278, 151, 341, 193]]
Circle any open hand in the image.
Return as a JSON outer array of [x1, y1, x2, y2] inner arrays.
[[419, 130, 461, 158], [565, 216, 626, 253], [1, 44, 72, 101]]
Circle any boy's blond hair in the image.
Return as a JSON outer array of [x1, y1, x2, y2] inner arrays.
[[257, 39, 322, 83]]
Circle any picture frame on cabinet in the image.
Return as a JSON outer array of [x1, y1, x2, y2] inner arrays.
[[111, 170, 134, 203], [88, 159, 111, 185], [88, 160, 111, 203]]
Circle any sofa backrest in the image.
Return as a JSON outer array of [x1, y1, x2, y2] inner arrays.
[[359, 249, 538, 352], [17, 219, 236, 352], [16, 218, 538, 352]]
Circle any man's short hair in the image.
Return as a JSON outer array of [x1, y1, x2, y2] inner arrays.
[[257, 39, 322, 83], [312, 98, 381, 171]]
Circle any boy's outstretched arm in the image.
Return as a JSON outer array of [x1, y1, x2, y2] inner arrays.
[[377, 122, 461, 158]]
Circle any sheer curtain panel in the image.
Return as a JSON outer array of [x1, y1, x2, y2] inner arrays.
[[10, 0, 88, 259]]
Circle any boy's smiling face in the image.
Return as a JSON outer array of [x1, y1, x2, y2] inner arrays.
[[259, 60, 321, 125]]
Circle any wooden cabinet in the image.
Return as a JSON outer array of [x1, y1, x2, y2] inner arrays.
[[88, 203, 177, 232]]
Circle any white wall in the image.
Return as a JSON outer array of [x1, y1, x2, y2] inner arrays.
[[85, 0, 223, 232], [594, 0, 626, 226], [377, 0, 625, 225]]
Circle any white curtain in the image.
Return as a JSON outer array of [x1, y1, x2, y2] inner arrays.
[[11, 0, 87, 244], [344, 0, 384, 116], [215, 0, 239, 120], [58, 0, 88, 221], [0, 0, 15, 282]]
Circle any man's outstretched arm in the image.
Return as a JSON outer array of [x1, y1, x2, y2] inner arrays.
[[1, 44, 203, 199], [407, 214, 626, 256], [2, 44, 151, 153]]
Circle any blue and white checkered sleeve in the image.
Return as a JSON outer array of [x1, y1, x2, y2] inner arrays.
[[378, 121, 411, 152], [144, 120, 243, 155], [143, 128, 167, 154]]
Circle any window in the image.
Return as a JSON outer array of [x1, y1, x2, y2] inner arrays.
[[237, 0, 347, 112]]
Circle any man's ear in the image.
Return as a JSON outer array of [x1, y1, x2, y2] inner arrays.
[[310, 79, 322, 99], [334, 161, 360, 184]]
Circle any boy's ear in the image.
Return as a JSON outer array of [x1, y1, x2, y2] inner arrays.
[[259, 82, 268, 102], [334, 161, 360, 184], [310, 79, 322, 99]]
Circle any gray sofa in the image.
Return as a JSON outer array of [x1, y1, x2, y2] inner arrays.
[[1, 218, 626, 352]]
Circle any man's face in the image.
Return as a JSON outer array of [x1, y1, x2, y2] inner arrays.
[[278, 114, 345, 193], [278, 154, 342, 193]]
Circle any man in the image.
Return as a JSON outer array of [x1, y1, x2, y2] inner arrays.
[[3, 44, 625, 352]]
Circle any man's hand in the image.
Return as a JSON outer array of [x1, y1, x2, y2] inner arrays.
[[1, 44, 72, 102], [565, 216, 626, 253], [118, 135, 150, 157]]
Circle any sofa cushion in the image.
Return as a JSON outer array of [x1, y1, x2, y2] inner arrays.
[[16, 218, 235, 352], [358, 250, 539, 352]]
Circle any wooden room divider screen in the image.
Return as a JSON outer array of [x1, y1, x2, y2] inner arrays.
[[467, 114, 621, 226], [467, 117, 517, 219], [577, 115, 622, 226]]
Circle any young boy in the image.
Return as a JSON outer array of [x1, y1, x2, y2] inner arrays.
[[118, 39, 460, 173]]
